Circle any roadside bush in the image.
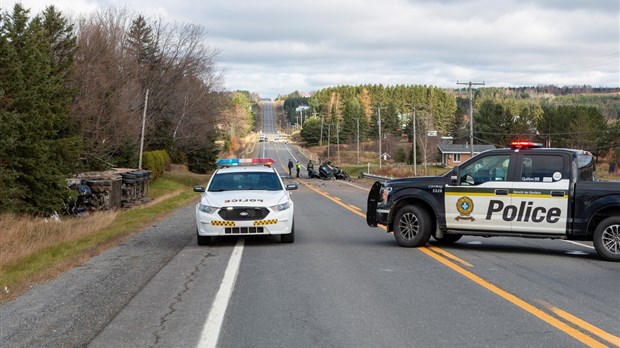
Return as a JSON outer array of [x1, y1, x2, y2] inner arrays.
[[143, 150, 171, 180]]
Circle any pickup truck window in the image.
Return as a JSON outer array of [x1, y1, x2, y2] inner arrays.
[[520, 155, 566, 182], [459, 154, 510, 185]]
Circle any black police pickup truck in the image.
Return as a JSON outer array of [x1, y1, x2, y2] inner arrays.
[[366, 142, 620, 261]]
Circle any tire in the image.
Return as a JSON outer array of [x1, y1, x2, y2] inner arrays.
[[197, 230, 216, 246], [393, 205, 432, 247], [433, 233, 463, 244], [281, 220, 295, 243], [593, 216, 620, 261]]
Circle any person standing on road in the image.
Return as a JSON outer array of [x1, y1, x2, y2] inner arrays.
[[295, 161, 301, 178], [307, 160, 314, 178], [288, 159, 294, 176]]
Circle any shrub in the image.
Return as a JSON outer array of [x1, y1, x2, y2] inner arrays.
[[143, 150, 171, 180]]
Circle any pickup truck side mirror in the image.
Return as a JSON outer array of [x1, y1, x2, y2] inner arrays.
[[450, 168, 459, 185]]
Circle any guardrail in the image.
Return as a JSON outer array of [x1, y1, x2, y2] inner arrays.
[[361, 173, 392, 180]]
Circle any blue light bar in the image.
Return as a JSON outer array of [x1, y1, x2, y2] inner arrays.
[[216, 158, 275, 167]]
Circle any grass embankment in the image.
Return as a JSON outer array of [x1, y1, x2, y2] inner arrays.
[[0, 171, 208, 302]]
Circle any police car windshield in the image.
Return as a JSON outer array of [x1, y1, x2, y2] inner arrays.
[[208, 172, 283, 192]]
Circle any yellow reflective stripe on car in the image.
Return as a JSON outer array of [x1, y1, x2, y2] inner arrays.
[[254, 219, 278, 226], [211, 220, 236, 226]]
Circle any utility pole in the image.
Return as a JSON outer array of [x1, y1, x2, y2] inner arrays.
[[405, 103, 426, 176], [374, 106, 387, 171], [320, 114, 324, 146], [356, 117, 360, 165], [457, 81, 485, 157], [327, 123, 331, 158], [138, 89, 149, 170], [336, 123, 340, 163]]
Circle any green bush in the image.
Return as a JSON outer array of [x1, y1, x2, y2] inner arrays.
[[143, 150, 171, 180]]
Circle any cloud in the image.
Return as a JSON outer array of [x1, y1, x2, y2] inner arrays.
[[5, 0, 619, 98]]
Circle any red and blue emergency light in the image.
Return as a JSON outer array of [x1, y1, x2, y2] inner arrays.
[[216, 158, 275, 167], [511, 141, 543, 150]]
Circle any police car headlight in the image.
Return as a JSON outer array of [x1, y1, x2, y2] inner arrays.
[[381, 187, 392, 202], [271, 201, 290, 212], [199, 204, 218, 214]]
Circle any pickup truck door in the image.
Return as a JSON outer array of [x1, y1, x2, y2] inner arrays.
[[510, 153, 569, 234], [445, 153, 512, 232]]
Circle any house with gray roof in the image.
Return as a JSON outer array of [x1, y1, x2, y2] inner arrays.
[[437, 143, 496, 167]]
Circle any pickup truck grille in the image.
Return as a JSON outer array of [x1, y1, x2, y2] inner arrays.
[[218, 207, 270, 221]]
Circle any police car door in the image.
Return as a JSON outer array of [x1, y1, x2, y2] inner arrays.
[[445, 153, 512, 232], [510, 152, 569, 234]]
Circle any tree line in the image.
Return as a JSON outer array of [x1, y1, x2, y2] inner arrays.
[[286, 85, 618, 158], [0, 4, 252, 215]]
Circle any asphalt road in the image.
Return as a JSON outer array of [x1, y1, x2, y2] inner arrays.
[[1, 102, 619, 348]]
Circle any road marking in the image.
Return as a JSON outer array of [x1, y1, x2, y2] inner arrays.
[[198, 238, 245, 348], [562, 240, 595, 249], [349, 204, 362, 211], [418, 247, 608, 347], [546, 304, 620, 347], [273, 142, 614, 346], [426, 244, 473, 267]]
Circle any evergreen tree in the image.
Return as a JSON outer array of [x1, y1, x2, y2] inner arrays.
[[0, 4, 80, 215]]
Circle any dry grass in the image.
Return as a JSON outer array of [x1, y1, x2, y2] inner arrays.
[[0, 211, 118, 269]]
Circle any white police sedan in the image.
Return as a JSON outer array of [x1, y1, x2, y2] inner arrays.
[[193, 158, 297, 245]]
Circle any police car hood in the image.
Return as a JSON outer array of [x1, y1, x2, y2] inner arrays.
[[386, 175, 446, 188], [204, 191, 287, 207]]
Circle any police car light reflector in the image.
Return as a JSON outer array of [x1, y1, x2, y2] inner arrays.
[[511, 141, 543, 149], [216, 158, 275, 167]]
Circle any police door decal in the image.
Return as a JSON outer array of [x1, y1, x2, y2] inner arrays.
[[510, 154, 569, 234], [445, 154, 512, 232]]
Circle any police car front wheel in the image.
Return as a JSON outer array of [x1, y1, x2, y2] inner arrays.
[[280, 220, 295, 243], [393, 205, 431, 247], [197, 230, 216, 246], [593, 217, 620, 262]]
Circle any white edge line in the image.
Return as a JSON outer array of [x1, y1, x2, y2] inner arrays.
[[198, 238, 245, 348]]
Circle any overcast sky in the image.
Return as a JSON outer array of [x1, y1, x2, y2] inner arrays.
[[4, 0, 619, 99]]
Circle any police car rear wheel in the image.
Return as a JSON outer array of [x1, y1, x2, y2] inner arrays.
[[593, 217, 620, 261], [393, 205, 431, 247]]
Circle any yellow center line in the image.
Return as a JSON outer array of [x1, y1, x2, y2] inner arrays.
[[349, 205, 362, 211], [274, 147, 610, 346], [426, 244, 474, 268], [418, 246, 607, 347], [546, 304, 620, 347]]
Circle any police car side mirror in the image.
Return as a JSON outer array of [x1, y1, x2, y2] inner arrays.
[[193, 185, 206, 192], [286, 183, 298, 190]]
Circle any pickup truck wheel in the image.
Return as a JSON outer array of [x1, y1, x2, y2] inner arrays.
[[393, 205, 431, 247], [593, 217, 620, 261], [433, 233, 462, 244]]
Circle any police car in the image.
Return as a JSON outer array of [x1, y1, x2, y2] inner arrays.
[[193, 158, 297, 245], [366, 141, 620, 261]]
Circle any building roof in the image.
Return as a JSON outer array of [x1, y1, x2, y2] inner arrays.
[[437, 143, 496, 154]]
